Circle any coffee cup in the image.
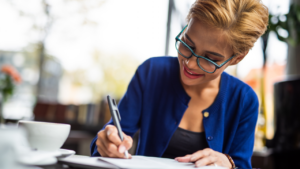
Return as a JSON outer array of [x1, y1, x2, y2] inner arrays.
[[18, 121, 70, 152]]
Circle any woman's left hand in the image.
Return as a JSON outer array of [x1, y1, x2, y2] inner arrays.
[[175, 148, 232, 168]]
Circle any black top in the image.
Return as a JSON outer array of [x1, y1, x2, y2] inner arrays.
[[162, 127, 209, 159]]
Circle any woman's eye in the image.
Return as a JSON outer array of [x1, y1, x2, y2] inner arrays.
[[182, 44, 190, 50], [184, 43, 195, 50], [206, 56, 218, 62], [188, 45, 195, 50], [182, 39, 195, 50]]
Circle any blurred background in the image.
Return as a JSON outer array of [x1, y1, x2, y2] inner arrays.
[[1, 0, 299, 168]]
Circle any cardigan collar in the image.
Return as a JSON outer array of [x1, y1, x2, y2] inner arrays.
[[172, 61, 228, 109], [172, 62, 191, 105], [204, 72, 228, 113]]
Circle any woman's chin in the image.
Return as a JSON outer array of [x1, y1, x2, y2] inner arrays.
[[180, 73, 202, 87]]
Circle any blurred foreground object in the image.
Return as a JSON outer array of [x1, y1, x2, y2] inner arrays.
[[0, 65, 22, 124], [266, 78, 300, 169], [0, 125, 62, 168], [0, 126, 29, 169]]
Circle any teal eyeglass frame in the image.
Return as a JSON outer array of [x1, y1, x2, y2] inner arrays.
[[175, 25, 236, 73]]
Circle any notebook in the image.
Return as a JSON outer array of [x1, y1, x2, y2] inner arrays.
[[59, 155, 226, 169], [98, 155, 195, 169]]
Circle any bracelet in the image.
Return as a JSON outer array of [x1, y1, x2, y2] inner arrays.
[[224, 154, 236, 169]]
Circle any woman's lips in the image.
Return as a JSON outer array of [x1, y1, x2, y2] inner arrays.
[[183, 64, 204, 79]]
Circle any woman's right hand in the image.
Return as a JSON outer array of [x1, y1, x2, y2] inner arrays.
[[96, 125, 133, 158]]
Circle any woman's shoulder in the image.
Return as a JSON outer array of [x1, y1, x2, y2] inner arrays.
[[221, 72, 259, 121], [132, 56, 179, 89], [137, 56, 178, 77], [222, 72, 257, 100], [139, 56, 178, 70]]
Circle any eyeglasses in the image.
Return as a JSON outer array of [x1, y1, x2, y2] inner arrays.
[[175, 25, 236, 73]]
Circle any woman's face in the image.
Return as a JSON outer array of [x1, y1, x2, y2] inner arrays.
[[177, 18, 234, 87]]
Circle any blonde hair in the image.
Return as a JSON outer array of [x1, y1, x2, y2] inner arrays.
[[187, 0, 269, 55]]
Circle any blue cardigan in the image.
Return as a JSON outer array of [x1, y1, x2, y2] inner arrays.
[[90, 56, 259, 169]]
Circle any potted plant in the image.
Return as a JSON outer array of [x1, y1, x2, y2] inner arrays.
[[268, 3, 300, 75], [0, 65, 22, 124]]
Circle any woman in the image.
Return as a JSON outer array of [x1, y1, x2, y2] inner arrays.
[[90, 0, 268, 168]]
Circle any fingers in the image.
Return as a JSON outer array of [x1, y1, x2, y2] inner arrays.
[[191, 148, 217, 167], [105, 125, 122, 145], [175, 154, 192, 162], [190, 148, 213, 162], [96, 125, 133, 158], [176, 148, 213, 163], [96, 134, 110, 157], [176, 148, 220, 167], [194, 156, 217, 167], [97, 141, 109, 157], [119, 135, 133, 153], [102, 135, 125, 158], [105, 125, 133, 154]]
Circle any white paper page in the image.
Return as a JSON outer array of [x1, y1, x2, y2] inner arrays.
[[98, 155, 196, 169], [59, 155, 117, 169]]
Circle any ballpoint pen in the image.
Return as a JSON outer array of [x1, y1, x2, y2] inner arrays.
[[107, 95, 129, 158]]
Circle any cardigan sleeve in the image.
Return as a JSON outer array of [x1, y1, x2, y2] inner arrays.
[[229, 89, 259, 168], [90, 61, 148, 156]]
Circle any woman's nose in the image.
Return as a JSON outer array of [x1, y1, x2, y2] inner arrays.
[[186, 56, 199, 70]]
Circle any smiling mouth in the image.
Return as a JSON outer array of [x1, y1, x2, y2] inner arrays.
[[182, 60, 202, 75], [185, 68, 196, 75], [184, 66, 203, 75]]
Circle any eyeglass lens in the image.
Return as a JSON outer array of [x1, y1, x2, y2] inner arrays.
[[176, 40, 216, 72]]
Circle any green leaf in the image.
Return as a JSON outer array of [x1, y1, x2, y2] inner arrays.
[[0, 74, 15, 101], [295, 5, 300, 21]]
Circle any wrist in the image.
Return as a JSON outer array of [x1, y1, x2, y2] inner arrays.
[[224, 154, 235, 169]]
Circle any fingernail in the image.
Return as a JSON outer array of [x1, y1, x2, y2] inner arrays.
[[174, 158, 178, 161], [119, 145, 126, 153], [107, 129, 112, 136], [190, 156, 196, 161]]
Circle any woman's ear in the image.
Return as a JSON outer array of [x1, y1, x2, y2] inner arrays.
[[230, 51, 249, 65]]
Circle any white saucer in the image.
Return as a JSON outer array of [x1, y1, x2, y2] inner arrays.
[[28, 157, 57, 166], [19, 151, 59, 166], [55, 149, 76, 158], [19, 149, 75, 166]]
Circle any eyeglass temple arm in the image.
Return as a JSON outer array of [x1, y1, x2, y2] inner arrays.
[[216, 54, 237, 68], [175, 25, 188, 38]]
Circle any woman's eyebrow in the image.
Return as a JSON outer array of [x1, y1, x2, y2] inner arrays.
[[207, 51, 224, 58], [185, 34, 224, 58], [185, 34, 195, 46]]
